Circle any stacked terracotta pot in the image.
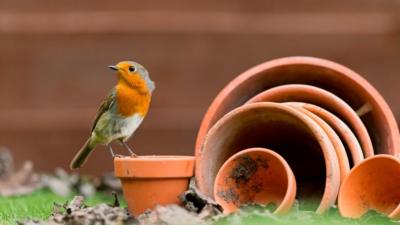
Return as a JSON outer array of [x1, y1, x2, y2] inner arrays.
[[195, 56, 400, 216]]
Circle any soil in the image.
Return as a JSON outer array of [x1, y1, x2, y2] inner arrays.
[[229, 156, 258, 187], [218, 155, 270, 205]]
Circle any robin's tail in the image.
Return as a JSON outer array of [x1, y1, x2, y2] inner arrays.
[[70, 138, 96, 170]]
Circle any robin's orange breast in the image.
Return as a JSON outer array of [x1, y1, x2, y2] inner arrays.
[[116, 82, 151, 117]]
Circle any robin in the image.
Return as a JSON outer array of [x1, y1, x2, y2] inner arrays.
[[70, 61, 155, 169]]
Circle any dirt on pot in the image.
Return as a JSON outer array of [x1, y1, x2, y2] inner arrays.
[[217, 155, 270, 205], [229, 156, 258, 187]]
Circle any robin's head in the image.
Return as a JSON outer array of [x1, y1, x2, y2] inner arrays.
[[109, 61, 155, 93]]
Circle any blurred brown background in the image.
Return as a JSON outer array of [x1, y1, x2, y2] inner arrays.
[[0, 0, 399, 175]]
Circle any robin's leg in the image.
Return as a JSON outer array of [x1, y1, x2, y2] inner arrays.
[[122, 142, 138, 157], [107, 144, 115, 157]]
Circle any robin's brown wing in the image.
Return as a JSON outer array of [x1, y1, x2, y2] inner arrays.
[[91, 88, 116, 132]]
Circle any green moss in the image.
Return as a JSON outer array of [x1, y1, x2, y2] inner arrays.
[[0, 189, 124, 225]]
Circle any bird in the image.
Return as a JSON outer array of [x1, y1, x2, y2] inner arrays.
[[70, 61, 155, 169]]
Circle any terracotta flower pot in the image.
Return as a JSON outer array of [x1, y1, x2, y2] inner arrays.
[[197, 102, 340, 214], [338, 155, 400, 219], [114, 156, 195, 216], [214, 148, 296, 215], [246, 84, 374, 159], [196, 56, 399, 157], [296, 103, 364, 166], [285, 103, 350, 183]]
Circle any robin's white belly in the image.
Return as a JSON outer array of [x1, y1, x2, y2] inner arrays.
[[119, 113, 144, 140], [92, 112, 144, 144]]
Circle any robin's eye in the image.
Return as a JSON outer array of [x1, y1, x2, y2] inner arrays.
[[128, 66, 136, 72]]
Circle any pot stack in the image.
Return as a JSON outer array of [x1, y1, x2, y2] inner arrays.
[[195, 56, 400, 216]]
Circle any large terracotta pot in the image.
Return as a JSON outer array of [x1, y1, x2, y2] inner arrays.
[[214, 148, 296, 215], [338, 155, 400, 219], [197, 102, 340, 214], [196, 56, 399, 156], [114, 156, 195, 216], [246, 84, 374, 158]]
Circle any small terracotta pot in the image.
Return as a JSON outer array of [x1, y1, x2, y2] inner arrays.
[[214, 148, 296, 215], [246, 84, 374, 159], [297, 103, 364, 166], [285, 103, 350, 183], [196, 56, 399, 157], [197, 102, 340, 214], [114, 156, 195, 216], [338, 155, 400, 219]]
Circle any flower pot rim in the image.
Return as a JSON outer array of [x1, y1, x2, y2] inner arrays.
[[288, 102, 364, 165], [214, 147, 296, 215], [114, 155, 195, 178], [285, 102, 350, 184], [115, 155, 194, 161]]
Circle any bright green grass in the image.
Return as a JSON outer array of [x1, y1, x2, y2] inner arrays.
[[0, 189, 124, 225], [214, 203, 400, 225]]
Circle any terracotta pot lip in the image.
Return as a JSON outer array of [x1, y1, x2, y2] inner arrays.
[[284, 101, 364, 165], [285, 102, 350, 183], [195, 56, 399, 156], [214, 147, 296, 214], [338, 154, 400, 217], [114, 155, 195, 178], [340, 154, 400, 175], [114, 155, 194, 162]]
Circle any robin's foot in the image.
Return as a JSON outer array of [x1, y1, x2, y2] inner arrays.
[[122, 142, 138, 157], [107, 144, 115, 157]]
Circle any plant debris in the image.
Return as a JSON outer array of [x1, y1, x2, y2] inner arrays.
[[0, 149, 122, 197], [179, 178, 222, 219], [18, 195, 137, 225], [0, 148, 42, 196], [41, 168, 98, 197], [0, 148, 13, 178], [138, 205, 209, 225], [97, 172, 123, 193], [17, 194, 215, 225]]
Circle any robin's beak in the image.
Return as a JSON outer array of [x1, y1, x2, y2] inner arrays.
[[108, 65, 119, 71]]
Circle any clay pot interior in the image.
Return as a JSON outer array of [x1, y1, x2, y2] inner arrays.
[[197, 102, 340, 213], [214, 148, 296, 215], [196, 56, 399, 157], [246, 84, 374, 159], [285, 103, 350, 183], [114, 155, 195, 216], [298, 103, 364, 166], [338, 155, 400, 219]]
